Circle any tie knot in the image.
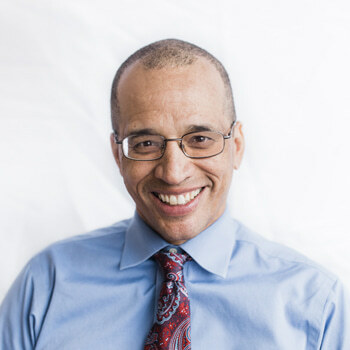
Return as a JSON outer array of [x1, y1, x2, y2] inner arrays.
[[154, 248, 191, 282]]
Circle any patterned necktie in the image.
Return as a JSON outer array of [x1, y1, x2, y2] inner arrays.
[[145, 248, 192, 350]]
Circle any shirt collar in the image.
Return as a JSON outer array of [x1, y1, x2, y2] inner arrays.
[[120, 209, 238, 278], [120, 213, 169, 270], [180, 209, 237, 278]]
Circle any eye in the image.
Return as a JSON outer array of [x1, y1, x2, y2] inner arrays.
[[185, 133, 215, 148], [135, 140, 153, 148], [127, 135, 163, 154], [134, 140, 160, 149], [190, 135, 211, 143]]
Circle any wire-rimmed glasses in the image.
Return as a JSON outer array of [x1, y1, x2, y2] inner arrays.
[[113, 120, 236, 161]]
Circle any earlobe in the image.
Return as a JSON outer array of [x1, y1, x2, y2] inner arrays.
[[233, 121, 245, 170]]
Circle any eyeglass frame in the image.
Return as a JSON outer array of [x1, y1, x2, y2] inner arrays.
[[113, 120, 236, 161]]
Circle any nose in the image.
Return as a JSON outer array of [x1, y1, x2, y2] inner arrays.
[[153, 140, 193, 185]]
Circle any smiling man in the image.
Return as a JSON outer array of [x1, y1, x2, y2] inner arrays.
[[1, 39, 349, 349], [110, 51, 243, 245]]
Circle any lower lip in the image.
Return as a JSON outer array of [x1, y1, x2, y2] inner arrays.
[[152, 189, 204, 216]]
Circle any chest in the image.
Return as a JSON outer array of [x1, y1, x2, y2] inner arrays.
[[33, 270, 317, 349]]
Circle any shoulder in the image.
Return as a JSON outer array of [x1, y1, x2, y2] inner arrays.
[[227, 219, 350, 348], [5, 218, 133, 310], [0, 219, 133, 347], [231, 218, 337, 291], [27, 218, 132, 278]]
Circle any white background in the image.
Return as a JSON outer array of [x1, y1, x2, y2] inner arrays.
[[1, 0, 350, 301]]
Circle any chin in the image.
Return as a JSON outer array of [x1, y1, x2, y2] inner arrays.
[[154, 218, 204, 245]]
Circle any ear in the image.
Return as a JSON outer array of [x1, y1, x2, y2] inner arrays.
[[232, 121, 245, 170], [110, 133, 123, 175]]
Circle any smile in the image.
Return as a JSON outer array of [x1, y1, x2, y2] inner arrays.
[[154, 188, 203, 206]]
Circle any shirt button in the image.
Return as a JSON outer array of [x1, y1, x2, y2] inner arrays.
[[169, 248, 177, 254]]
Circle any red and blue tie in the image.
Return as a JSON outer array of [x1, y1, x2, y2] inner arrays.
[[145, 248, 192, 350]]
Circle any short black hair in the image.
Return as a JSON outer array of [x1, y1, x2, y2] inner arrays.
[[110, 39, 236, 131]]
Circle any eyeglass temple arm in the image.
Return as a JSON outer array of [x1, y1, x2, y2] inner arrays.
[[223, 120, 236, 139], [113, 132, 122, 144]]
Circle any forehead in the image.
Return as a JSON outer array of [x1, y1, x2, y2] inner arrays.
[[116, 58, 228, 135]]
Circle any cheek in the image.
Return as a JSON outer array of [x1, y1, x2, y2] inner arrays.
[[199, 153, 234, 183], [120, 162, 154, 194]]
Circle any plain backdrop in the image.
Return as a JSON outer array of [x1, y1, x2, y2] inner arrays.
[[1, 0, 350, 302]]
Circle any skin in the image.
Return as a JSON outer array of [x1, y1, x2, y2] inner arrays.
[[110, 58, 244, 245]]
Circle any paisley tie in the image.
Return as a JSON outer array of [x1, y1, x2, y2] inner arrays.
[[144, 248, 192, 350]]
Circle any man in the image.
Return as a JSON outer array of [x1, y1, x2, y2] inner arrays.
[[0, 39, 349, 349]]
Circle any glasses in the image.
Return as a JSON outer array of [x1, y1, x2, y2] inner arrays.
[[113, 121, 236, 161]]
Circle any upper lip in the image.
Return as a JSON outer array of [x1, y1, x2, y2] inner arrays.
[[152, 187, 204, 195]]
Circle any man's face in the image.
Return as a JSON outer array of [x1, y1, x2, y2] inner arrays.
[[111, 58, 244, 244]]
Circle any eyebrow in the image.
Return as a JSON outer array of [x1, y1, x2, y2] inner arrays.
[[126, 128, 160, 137], [126, 124, 216, 137], [185, 124, 215, 133]]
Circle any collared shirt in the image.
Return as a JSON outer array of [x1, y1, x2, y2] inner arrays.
[[0, 211, 349, 349]]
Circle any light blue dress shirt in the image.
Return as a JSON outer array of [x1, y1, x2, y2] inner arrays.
[[1, 210, 349, 349]]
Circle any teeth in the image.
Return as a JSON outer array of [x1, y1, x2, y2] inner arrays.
[[157, 188, 202, 205], [170, 195, 177, 205], [177, 195, 185, 205]]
